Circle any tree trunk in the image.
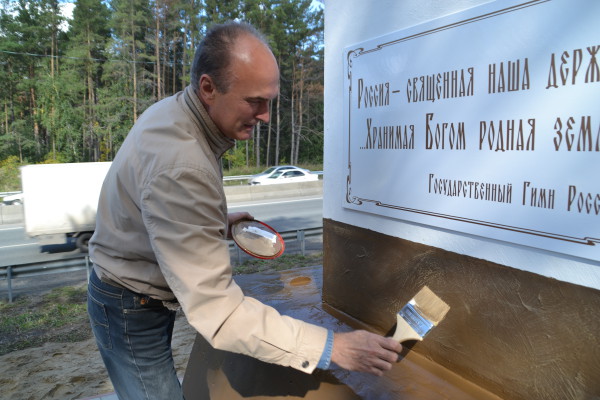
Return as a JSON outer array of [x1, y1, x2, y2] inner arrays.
[[266, 100, 272, 166], [130, 2, 138, 122], [182, 16, 189, 88], [50, 1, 58, 160], [30, 83, 40, 158], [275, 92, 281, 166], [290, 90, 295, 164], [161, 21, 167, 97], [290, 62, 296, 164], [295, 61, 305, 164], [155, 0, 161, 101], [87, 28, 96, 159], [3, 101, 7, 137], [255, 122, 261, 168], [245, 140, 249, 167], [172, 31, 178, 93]]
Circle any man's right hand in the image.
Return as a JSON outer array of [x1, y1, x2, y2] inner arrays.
[[331, 330, 402, 376]]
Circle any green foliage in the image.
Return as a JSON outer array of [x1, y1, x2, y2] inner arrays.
[[0, 0, 325, 168], [223, 142, 248, 169], [0, 156, 22, 191], [0, 285, 90, 355]]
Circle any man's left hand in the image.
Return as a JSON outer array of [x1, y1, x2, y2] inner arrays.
[[227, 212, 254, 239]]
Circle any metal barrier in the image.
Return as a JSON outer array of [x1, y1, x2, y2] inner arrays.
[[222, 175, 253, 183], [0, 191, 22, 198], [231, 226, 323, 264], [0, 227, 323, 302], [0, 256, 91, 303], [0, 204, 23, 225], [222, 172, 323, 186]]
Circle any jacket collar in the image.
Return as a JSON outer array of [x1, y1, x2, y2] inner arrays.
[[183, 85, 235, 159]]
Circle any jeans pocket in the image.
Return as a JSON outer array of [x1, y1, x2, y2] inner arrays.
[[88, 292, 113, 350]]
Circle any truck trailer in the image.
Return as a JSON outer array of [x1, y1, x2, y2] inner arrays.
[[21, 162, 111, 252]]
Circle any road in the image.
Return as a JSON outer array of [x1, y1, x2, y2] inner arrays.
[[0, 196, 323, 267], [0, 195, 323, 300], [228, 196, 323, 232]]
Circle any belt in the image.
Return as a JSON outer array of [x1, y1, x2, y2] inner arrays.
[[94, 265, 181, 310], [99, 274, 127, 290]]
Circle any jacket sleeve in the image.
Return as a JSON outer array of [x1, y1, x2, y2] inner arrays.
[[140, 166, 328, 373]]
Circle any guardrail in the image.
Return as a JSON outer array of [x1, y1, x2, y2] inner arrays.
[[0, 227, 323, 302], [223, 171, 323, 185], [0, 191, 22, 198], [222, 175, 253, 183], [1, 172, 324, 197], [0, 203, 23, 224], [2, 172, 323, 197]]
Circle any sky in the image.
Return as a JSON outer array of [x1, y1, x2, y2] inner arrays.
[[57, 0, 323, 21], [55, 0, 323, 31], [60, 1, 75, 19]]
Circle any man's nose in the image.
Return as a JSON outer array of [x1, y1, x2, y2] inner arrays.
[[256, 101, 270, 123]]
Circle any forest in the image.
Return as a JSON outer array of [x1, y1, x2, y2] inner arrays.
[[0, 0, 324, 190]]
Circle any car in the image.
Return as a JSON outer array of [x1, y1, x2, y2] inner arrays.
[[2, 192, 23, 205], [249, 165, 310, 185], [251, 168, 318, 185]]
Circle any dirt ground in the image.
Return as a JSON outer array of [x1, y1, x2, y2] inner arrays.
[[0, 275, 197, 400], [0, 273, 298, 399], [0, 254, 324, 400], [0, 307, 196, 400]]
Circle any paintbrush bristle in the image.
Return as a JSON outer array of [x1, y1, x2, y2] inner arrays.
[[411, 286, 450, 325]]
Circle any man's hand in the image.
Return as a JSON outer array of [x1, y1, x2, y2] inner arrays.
[[227, 212, 254, 239], [331, 330, 401, 376]]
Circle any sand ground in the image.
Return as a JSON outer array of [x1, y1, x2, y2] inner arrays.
[[0, 311, 196, 400]]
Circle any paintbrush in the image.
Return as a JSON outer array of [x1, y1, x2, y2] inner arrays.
[[392, 286, 450, 342]]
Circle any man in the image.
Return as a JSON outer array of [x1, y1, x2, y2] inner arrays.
[[87, 21, 401, 399]]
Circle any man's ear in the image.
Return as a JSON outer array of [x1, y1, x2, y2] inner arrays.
[[198, 74, 217, 104]]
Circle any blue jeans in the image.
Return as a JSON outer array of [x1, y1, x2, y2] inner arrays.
[[87, 269, 184, 400]]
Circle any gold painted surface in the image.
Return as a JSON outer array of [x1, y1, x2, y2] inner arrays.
[[183, 265, 503, 399], [323, 219, 600, 400]]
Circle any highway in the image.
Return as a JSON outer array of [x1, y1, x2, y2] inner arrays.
[[228, 196, 323, 232], [0, 196, 323, 267]]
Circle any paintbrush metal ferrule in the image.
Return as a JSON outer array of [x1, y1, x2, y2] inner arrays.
[[392, 286, 450, 343], [398, 300, 434, 338]]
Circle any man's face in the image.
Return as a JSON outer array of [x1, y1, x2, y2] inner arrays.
[[199, 36, 280, 141]]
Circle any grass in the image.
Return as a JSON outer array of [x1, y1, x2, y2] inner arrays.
[[0, 252, 323, 356], [0, 285, 90, 356]]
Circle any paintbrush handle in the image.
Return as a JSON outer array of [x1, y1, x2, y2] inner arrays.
[[392, 313, 424, 343]]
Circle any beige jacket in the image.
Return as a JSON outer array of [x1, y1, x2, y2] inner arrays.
[[89, 86, 327, 373]]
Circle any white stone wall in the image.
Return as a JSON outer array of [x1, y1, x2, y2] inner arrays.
[[323, 0, 600, 290]]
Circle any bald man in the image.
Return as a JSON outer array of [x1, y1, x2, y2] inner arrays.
[[87, 21, 401, 400]]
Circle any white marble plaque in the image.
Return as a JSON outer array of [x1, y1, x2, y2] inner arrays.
[[343, 0, 600, 261]]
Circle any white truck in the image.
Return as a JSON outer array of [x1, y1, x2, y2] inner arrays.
[[21, 162, 112, 252]]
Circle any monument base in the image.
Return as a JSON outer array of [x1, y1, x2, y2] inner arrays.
[[182, 265, 501, 399], [322, 219, 600, 400]]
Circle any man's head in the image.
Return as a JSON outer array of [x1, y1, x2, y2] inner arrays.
[[192, 22, 280, 141]]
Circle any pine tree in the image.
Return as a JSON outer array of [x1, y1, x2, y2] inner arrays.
[[61, 0, 111, 161], [0, 0, 325, 168]]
